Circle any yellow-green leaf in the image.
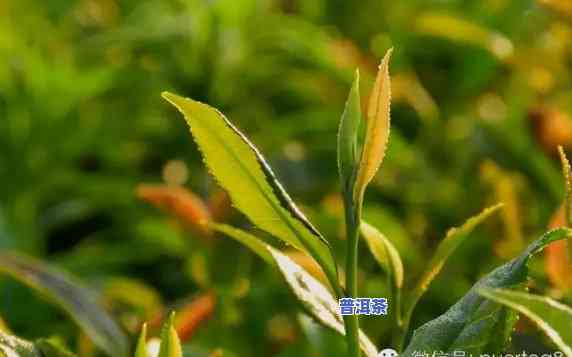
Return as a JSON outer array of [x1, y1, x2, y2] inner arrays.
[[360, 221, 403, 289], [162, 92, 338, 292], [558, 146, 572, 227], [0, 253, 129, 357], [404, 203, 503, 323], [158, 313, 182, 357], [134, 323, 148, 357], [268, 247, 378, 357], [211, 223, 275, 265], [479, 288, 572, 357], [353, 48, 392, 202], [338, 69, 362, 192], [404, 228, 572, 355]]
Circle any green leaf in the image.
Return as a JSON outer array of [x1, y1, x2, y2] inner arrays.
[[134, 323, 148, 357], [211, 223, 275, 265], [403, 203, 503, 322], [353, 48, 392, 202], [162, 92, 338, 293], [35, 338, 77, 357], [267, 247, 378, 357], [559, 146, 572, 227], [0, 253, 129, 357], [479, 288, 572, 356], [360, 221, 403, 288], [403, 227, 572, 355], [0, 331, 41, 357], [337, 69, 362, 193], [158, 312, 182, 357], [360, 221, 403, 325]]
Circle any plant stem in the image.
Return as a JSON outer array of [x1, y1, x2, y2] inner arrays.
[[393, 300, 413, 352], [343, 200, 361, 357]]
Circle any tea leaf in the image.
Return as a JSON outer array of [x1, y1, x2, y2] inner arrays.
[[211, 223, 275, 265], [134, 323, 148, 357], [158, 312, 182, 357], [162, 92, 337, 290], [0, 253, 129, 357], [337, 70, 362, 192], [404, 203, 502, 320], [479, 288, 572, 356], [360, 221, 403, 288], [360, 220, 404, 327], [0, 331, 41, 357], [268, 247, 378, 357], [558, 146, 572, 227], [353, 48, 392, 202], [403, 227, 572, 355]]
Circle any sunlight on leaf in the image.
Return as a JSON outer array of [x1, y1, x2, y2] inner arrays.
[[479, 288, 572, 357], [135, 323, 148, 357], [403, 227, 572, 355], [158, 312, 182, 357], [360, 221, 403, 288], [353, 49, 392, 203], [404, 203, 503, 322], [360, 220, 404, 327], [0, 253, 129, 357], [0, 331, 41, 357], [558, 146, 572, 227], [268, 247, 378, 357], [162, 92, 338, 292]]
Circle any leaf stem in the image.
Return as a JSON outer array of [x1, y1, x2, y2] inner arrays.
[[344, 198, 361, 357]]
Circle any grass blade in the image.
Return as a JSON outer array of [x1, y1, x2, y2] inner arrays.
[[0, 253, 129, 357]]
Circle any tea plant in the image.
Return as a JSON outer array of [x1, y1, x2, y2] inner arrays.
[[1, 48, 572, 357]]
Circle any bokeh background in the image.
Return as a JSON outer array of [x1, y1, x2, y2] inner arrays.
[[2, 0, 572, 355]]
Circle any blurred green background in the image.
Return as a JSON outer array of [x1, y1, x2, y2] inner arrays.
[[2, 0, 572, 355]]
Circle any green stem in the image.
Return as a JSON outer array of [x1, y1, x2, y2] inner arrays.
[[343, 199, 361, 357], [393, 298, 415, 352]]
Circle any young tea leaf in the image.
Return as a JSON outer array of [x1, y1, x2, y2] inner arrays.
[[403, 227, 572, 355], [268, 247, 378, 357], [0, 253, 129, 357], [479, 288, 572, 356], [360, 220, 403, 328], [162, 92, 338, 292], [403, 203, 502, 324], [135, 323, 148, 357], [338, 70, 362, 192], [353, 48, 392, 203], [158, 312, 182, 357], [360, 221, 404, 289]]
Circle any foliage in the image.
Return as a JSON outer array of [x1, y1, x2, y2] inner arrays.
[[3, 0, 572, 356]]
